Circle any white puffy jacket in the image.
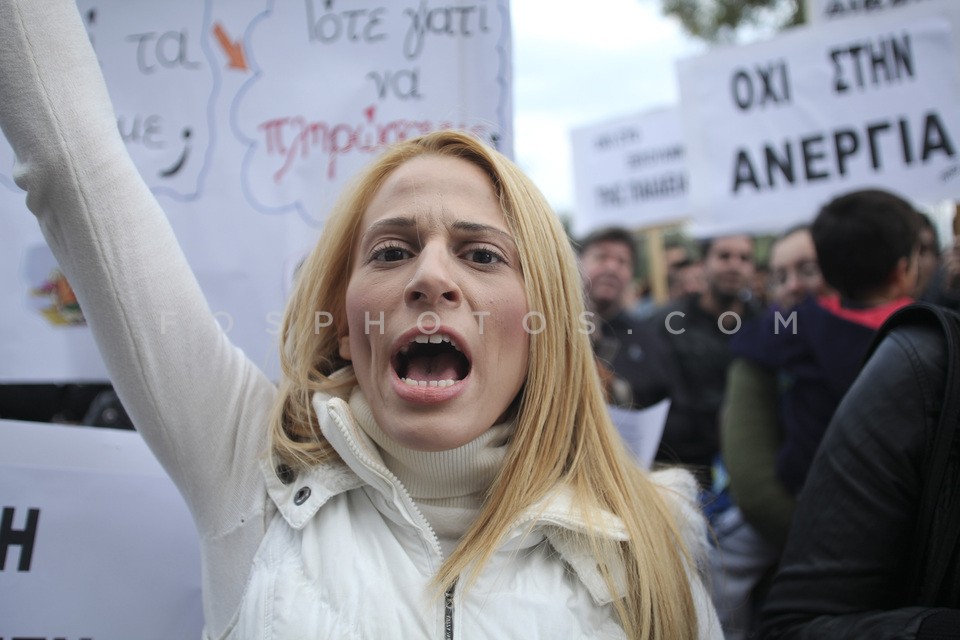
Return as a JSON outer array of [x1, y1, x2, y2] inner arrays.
[[229, 393, 719, 639]]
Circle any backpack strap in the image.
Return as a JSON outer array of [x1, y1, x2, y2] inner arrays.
[[866, 302, 960, 604]]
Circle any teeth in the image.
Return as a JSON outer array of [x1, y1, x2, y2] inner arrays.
[[406, 333, 461, 351], [401, 378, 456, 388]]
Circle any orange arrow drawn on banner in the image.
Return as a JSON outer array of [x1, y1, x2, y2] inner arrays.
[[213, 23, 247, 71]]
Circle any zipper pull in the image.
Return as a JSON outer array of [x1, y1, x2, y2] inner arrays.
[[444, 582, 456, 640]]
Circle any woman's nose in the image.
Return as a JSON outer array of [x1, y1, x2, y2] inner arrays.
[[404, 245, 462, 307]]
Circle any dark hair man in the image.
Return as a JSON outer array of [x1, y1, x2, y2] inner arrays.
[[732, 188, 921, 500], [633, 233, 758, 487], [577, 227, 646, 408]]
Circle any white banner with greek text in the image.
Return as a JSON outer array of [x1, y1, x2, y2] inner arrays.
[[805, 0, 933, 25], [679, 0, 960, 236], [0, 0, 512, 382], [0, 420, 203, 639], [571, 107, 689, 236]]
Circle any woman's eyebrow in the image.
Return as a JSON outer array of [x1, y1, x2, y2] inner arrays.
[[450, 220, 515, 245], [359, 217, 516, 249], [359, 216, 417, 246]]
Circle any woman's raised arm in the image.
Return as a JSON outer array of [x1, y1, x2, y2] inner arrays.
[[0, 0, 275, 537]]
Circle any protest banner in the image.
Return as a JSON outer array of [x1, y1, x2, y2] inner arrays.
[[679, 0, 960, 236], [806, 0, 932, 25], [570, 107, 689, 236], [0, 0, 512, 382], [0, 420, 203, 639]]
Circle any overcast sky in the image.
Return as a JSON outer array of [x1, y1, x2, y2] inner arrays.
[[510, 0, 705, 216]]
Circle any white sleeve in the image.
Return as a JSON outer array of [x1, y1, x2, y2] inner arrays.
[[0, 0, 275, 540]]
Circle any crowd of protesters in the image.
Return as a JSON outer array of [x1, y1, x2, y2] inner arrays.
[[581, 189, 960, 639]]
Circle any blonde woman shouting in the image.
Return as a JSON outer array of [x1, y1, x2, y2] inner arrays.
[[0, 1, 720, 638]]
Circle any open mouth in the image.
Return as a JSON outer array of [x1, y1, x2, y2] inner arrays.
[[392, 333, 471, 388]]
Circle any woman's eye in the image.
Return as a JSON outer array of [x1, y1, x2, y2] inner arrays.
[[465, 249, 503, 265], [372, 246, 410, 262]]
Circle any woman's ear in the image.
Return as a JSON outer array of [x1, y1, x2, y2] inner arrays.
[[338, 335, 352, 361]]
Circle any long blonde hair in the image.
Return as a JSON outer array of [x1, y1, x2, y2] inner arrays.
[[269, 131, 700, 639]]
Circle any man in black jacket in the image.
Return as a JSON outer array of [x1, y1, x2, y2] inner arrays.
[[634, 233, 757, 488], [761, 305, 960, 639]]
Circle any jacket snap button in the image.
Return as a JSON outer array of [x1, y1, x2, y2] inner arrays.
[[293, 486, 311, 505]]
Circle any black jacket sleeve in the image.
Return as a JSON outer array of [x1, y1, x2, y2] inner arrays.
[[760, 324, 959, 639]]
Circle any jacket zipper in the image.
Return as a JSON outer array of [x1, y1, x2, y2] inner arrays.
[[329, 409, 458, 638], [444, 581, 456, 640], [331, 411, 446, 559]]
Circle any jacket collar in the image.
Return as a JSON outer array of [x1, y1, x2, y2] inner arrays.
[[261, 390, 643, 605], [517, 487, 630, 604]]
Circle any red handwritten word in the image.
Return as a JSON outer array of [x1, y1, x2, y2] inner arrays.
[[258, 105, 490, 182]]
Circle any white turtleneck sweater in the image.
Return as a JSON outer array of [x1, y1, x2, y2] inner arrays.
[[348, 389, 513, 558]]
